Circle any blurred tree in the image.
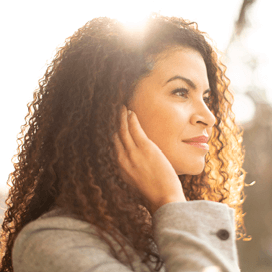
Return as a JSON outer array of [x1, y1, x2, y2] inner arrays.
[[235, 0, 257, 36], [226, 0, 272, 271], [227, 0, 258, 49]]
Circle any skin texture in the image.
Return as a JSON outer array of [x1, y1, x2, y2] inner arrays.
[[128, 48, 216, 176]]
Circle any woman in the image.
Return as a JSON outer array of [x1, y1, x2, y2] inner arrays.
[[0, 14, 248, 272]]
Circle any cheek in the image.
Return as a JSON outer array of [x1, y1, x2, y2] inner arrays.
[[138, 104, 186, 145]]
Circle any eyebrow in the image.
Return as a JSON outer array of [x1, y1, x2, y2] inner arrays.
[[164, 75, 211, 94]]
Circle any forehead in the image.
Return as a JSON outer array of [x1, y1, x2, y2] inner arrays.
[[149, 48, 209, 88]]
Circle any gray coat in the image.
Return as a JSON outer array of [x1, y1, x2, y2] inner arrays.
[[12, 200, 240, 272]]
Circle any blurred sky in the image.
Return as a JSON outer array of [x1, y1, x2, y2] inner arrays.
[[0, 0, 270, 194]]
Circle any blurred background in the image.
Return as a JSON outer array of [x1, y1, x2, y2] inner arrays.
[[0, 0, 271, 271]]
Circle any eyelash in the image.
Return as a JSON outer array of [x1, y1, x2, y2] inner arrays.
[[172, 88, 211, 105]]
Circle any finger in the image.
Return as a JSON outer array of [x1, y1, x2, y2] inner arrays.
[[113, 132, 126, 161], [113, 131, 125, 151], [119, 105, 137, 151], [127, 111, 151, 149], [113, 132, 134, 184]]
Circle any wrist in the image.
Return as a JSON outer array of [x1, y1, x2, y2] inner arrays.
[[150, 195, 187, 215]]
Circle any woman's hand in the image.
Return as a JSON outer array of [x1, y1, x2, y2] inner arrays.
[[113, 105, 186, 215]]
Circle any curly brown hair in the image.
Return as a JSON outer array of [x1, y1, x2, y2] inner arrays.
[[0, 14, 249, 271]]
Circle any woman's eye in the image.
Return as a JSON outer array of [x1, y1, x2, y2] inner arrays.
[[172, 88, 189, 98], [172, 88, 212, 106], [172, 88, 211, 105]]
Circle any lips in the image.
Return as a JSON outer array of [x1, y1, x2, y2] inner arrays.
[[183, 135, 209, 143], [183, 141, 209, 150], [182, 135, 210, 151]]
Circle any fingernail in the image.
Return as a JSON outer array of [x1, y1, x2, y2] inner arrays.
[[127, 110, 132, 115]]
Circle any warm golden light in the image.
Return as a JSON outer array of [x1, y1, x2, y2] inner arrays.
[[110, 6, 152, 33]]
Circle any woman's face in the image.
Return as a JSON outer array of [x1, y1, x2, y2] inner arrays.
[[128, 48, 216, 175]]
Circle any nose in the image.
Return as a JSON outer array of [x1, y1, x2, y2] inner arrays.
[[190, 101, 216, 128]]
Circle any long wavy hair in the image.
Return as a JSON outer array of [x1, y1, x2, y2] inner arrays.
[[0, 14, 249, 271]]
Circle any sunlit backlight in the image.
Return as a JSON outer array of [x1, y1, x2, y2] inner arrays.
[[232, 93, 256, 125], [108, 5, 154, 32]]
